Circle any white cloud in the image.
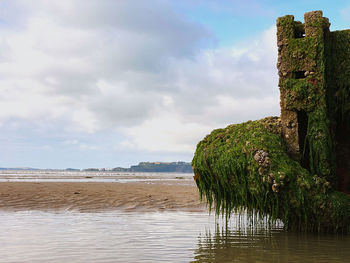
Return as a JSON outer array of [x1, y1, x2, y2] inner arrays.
[[117, 26, 279, 153], [119, 112, 212, 153], [79, 143, 98, 151], [341, 6, 350, 21], [0, 0, 213, 129], [0, 0, 279, 157], [63, 139, 79, 145]]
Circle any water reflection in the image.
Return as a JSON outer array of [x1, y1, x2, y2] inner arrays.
[[193, 215, 350, 262], [0, 170, 194, 184], [0, 210, 350, 262]]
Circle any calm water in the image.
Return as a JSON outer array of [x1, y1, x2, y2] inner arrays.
[[1, 210, 350, 262], [1, 171, 350, 262], [0, 170, 194, 184]]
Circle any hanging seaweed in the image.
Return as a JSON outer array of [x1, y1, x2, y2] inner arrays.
[[192, 118, 350, 232], [192, 11, 350, 232]]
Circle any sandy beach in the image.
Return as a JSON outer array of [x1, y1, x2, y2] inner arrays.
[[0, 181, 206, 212]]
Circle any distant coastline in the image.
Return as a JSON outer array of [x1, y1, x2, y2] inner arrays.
[[0, 161, 193, 173], [109, 161, 193, 173]]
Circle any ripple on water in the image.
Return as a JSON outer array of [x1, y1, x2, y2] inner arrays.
[[0, 211, 350, 262]]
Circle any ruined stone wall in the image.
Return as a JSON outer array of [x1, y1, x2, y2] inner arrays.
[[277, 11, 350, 190], [327, 30, 350, 192], [191, 10, 350, 232], [277, 11, 333, 185], [191, 117, 350, 232]]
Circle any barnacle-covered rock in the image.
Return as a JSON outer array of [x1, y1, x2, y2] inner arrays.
[[192, 10, 350, 233], [254, 150, 270, 167], [192, 119, 350, 232], [272, 183, 280, 192]]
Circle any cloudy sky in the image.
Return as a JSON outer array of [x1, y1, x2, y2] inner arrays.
[[0, 0, 350, 169]]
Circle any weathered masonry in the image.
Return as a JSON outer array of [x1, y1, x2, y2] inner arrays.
[[277, 10, 350, 193], [192, 11, 350, 232]]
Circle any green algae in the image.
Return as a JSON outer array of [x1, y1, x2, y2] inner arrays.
[[192, 118, 350, 232], [192, 11, 350, 233], [327, 30, 350, 124], [279, 13, 334, 182]]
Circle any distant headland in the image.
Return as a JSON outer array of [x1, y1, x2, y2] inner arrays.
[[0, 161, 193, 173], [109, 161, 193, 173]]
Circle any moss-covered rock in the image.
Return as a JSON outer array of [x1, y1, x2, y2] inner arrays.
[[192, 118, 350, 232], [192, 11, 350, 233]]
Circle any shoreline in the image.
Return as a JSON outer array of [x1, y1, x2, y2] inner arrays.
[[0, 181, 206, 213]]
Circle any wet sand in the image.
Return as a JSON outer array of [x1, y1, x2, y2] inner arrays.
[[0, 181, 206, 212]]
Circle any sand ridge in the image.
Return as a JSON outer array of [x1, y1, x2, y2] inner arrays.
[[0, 181, 206, 212]]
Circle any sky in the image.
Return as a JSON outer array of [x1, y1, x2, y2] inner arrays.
[[1, 0, 350, 169]]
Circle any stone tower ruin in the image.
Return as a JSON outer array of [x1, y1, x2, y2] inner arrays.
[[277, 11, 350, 192], [192, 10, 350, 232]]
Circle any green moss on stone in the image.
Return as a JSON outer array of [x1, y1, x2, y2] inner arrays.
[[192, 118, 350, 232], [327, 30, 350, 123], [192, 11, 350, 233]]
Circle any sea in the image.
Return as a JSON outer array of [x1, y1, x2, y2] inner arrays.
[[1, 170, 350, 262]]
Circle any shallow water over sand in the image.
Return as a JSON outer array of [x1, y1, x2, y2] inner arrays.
[[1, 210, 350, 262], [0, 170, 194, 184]]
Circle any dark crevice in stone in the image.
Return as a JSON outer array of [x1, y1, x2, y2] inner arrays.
[[294, 71, 307, 79], [297, 110, 310, 170], [336, 123, 350, 194], [294, 23, 305, 38]]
